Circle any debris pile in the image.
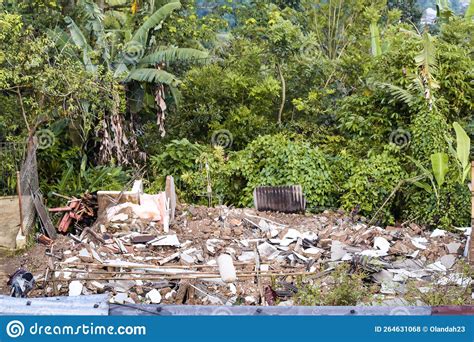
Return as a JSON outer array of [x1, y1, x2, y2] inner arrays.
[[48, 193, 98, 233], [23, 200, 471, 305]]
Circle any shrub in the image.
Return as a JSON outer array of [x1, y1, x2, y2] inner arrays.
[[149, 138, 231, 205], [402, 179, 470, 229], [149, 138, 204, 190], [340, 147, 407, 224], [409, 109, 450, 163], [229, 133, 334, 208]]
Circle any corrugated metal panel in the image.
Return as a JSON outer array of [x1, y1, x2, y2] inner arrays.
[[0, 294, 109, 316], [109, 305, 432, 316], [253, 185, 306, 213]]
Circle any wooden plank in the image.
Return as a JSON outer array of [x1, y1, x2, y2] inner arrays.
[[0, 294, 109, 316], [32, 191, 57, 239], [165, 176, 177, 222]]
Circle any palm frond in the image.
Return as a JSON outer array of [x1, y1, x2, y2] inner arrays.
[[415, 32, 438, 76], [370, 20, 382, 57], [47, 28, 79, 59], [64, 16, 91, 51], [140, 47, 210, 65], [126, 68, 180, 86], [113, 62, 129, 78], [79, 0, 111, 67], [169, 84, 182, 107], [64, 16, 97, 73], [131, 1, 182, 46], [376, 82, 417, 106]]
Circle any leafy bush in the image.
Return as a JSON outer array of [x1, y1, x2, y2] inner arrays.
[[149, 138, 230, 205], [409, 109, 450, 162], [47, 164, 130, 201], [180, 147, 230, 205], [402, 178, 470, 228], [341, 147, 407, 224], [149, 138, 204, 190], [229, 133, 334, 208]]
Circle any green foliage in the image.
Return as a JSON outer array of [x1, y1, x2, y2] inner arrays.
[[452, 121, 471, 182], [47, 164, 130, 198], [370, 19, 382, 57], [404, 262, 472, 305], [403, 177, 470, 228], [229, 133, 334, 207], [430, 152, 449, 187], [410, 110, 450, 162], [172, 42, 281, 147], [341, 148, 407, 224], [295, 263, 370, 306], [1, 1, 472, 231], [181, 147, 230, 205], [149, 138, 230, 205], [150, 138, 204, 188]]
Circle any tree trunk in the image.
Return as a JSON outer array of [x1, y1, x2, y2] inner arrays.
[[276, 63, 286, 125]]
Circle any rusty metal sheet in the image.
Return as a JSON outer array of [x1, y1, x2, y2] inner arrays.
[[253, 185, 306, 213]]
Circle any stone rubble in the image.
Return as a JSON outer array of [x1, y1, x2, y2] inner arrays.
[[32, 204, 471, 305]]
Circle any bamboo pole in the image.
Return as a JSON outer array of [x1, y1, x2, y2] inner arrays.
[[58, 261, 255, 269]]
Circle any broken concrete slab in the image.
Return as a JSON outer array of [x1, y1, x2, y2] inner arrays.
[[146, 289, 162, 304], [68, 281, 83, 296], [438, 254, 456, 269], [446, 242, 462, 254]]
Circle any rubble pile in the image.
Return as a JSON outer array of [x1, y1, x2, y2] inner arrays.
[[27, 203, 471, 306]]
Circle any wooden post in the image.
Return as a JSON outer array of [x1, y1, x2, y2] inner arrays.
[[470, 162, 474, 265], [16, 171, 25, 236]]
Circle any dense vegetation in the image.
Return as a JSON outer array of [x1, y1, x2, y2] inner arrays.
[[1, 0, 472, 228]]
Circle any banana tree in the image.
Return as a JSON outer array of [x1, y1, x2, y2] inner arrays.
[[50, 0, 209, 165], [56, 0, 209, 121], [411, 122, 471, 202]]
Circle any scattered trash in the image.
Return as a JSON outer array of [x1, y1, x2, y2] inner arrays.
[[8, 269, 35, 298], [15, 191, 469, 305], [217, 254, 237, 283], [49, 193, 97, 233], [146, 289, 162, 304], [68, 281, 83, 297]]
